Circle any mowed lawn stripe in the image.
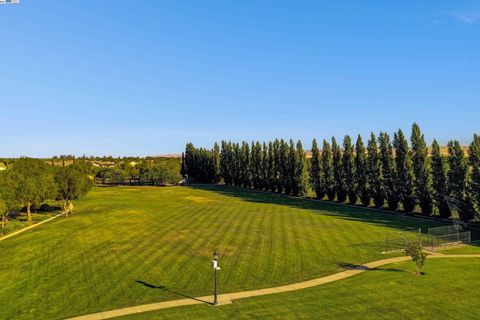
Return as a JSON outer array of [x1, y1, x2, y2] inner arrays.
[[0, 186, 443, 320]]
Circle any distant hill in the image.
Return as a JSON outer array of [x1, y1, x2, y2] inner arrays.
[[154, 154, 182, 158]]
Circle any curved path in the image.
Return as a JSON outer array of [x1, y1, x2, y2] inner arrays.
[[66, 254, 480, 320]]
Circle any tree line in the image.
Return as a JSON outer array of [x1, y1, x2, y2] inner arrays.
[[95, 158, 182, 186], [183, 123, 480, 221], [0, 158, 93, 228]]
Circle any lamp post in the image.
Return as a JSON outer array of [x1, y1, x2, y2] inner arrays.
[[212, 251, 220, 305]]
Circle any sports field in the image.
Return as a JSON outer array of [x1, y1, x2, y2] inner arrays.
[[0, 185, 451, 319]]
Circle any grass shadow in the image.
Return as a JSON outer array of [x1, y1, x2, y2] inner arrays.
[[135, 280, 211, 304], [189, 184, 446, 233]]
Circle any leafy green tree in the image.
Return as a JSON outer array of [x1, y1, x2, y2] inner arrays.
[[322, 139, 335, 201], [379, 132, 398, 211], [404, 240, 427, 276], [268, 141, 276, 192], [233, 143, 242, 186], [261, 142, 269, 190], [394, 130, 416, 212], [410, 123, 433, 215], [0, 199, 6, 228], [310, 139, 323, 199], [251, 141, 263, 189], [221, 141, 234, 185], [180, 152, 186, 178], [11, 158, 56, 223], [355, 135, 369, 206], [273, 139, 281, 192], [292, 140, 309, 196], [107, 167, 128, 186], [278, 139, 289, 193], [285, 140, 296, 195], [342, 136, 356, 204], [213, 143, 221, 183], [55, 166, 92, 215], [241, 142, 252, 188], [332, 137, 346, 202], [0, 170, 17, 228], [367, 133, 384, 208], [469, 134, 480, 211], [447, 140, 473, 221], [431, 140, 450, 217]]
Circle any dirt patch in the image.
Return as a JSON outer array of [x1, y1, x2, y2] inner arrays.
[[184, 196, 215, 204]]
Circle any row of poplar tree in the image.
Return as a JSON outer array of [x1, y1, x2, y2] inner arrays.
[[182, 123, 480, 221]]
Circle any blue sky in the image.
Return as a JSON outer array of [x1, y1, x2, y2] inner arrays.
[[0, 1, 479, 157]]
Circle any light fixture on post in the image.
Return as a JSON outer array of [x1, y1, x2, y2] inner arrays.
[[212, 251, 220, 305]]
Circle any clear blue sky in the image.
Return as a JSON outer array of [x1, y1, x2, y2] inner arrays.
[[1, 1, 479, 157]]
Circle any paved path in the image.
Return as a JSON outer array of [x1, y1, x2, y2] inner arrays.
[[0, 212, 66, 243], [66, 254, 480, 320]]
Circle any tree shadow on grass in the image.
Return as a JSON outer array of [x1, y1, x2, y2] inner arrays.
[[190, 184, 447, 233], [337, 262, 406, 273], [135, 280, 211, 304]]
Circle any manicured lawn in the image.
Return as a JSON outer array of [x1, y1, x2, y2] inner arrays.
[[438, 243, 480, 255], [118, 258, 480, 320], [0, 185, 443, 320]]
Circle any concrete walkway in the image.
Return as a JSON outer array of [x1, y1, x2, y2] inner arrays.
[[0, 212, 66, 243], [66, 254, 480, 320]]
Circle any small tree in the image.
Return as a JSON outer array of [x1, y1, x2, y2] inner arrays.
[[55, 166, 92, 216], [404, 240, 427, 276]]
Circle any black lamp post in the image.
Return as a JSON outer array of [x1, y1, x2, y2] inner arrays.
[[212, 251, 219, 305]]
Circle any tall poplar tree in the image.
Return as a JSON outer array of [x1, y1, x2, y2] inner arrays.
[[242, 142, 252, 188], [447, 140, 473, 220], [293, 140, 309, 196], [469, 134, 480, 211], [233, 143, 242, 186], [251, 141, 262, 189], [274, 139, 283, 193], [367, 133, 384, 208], [261, 142, 269, 190], [379, 132, 398, 211], [355, 135, 369, 206], [332, 137, 346, 202], [342, 135, 356, 204], [321, 140, 335, 201], [394, 130, 416, 213], [310, 139, 323, 199], [268, 141, 276, 192], [332, 137, 347, 202], [279, 139, 289, 193], [213, 142, 221, 183], [431, 139, 449, 217], [285, 139, 296, 195], [410, 123, 433, 215]]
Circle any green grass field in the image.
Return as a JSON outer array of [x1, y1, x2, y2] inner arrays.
[[0, 185, 448, 319], [117, 258, 480, 320]]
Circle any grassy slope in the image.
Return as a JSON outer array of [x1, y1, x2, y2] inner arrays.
[[119, 258, 480, 320], [0, 185, 442, 320]]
